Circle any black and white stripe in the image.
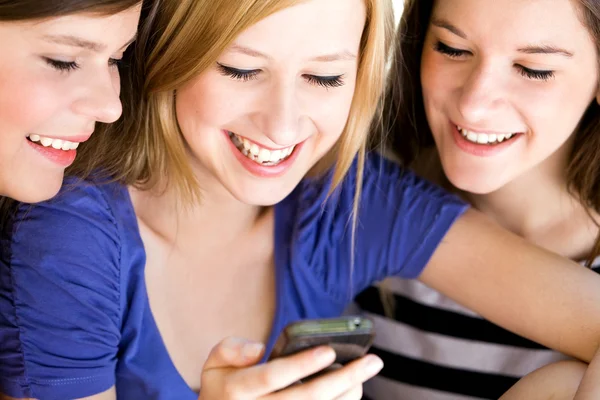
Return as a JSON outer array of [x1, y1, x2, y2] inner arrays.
[[352, 262, 600, 400]]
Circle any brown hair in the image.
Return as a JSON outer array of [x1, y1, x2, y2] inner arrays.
[[68, 0, 396, 209], [0, 0, 140, 20], [383, 0, 600, 266]]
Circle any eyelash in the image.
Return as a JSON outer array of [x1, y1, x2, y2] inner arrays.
[[44, 57, 123, 73], [433, 41, 555, 81], [216, 63, 345, 89], [517, 66, 554, 81]]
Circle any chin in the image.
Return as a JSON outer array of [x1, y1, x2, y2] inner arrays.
[[228, 181, 298, 207], [3, 171, 64, 204], [233, 190, 291, 207], [446, 171, 505, 195]]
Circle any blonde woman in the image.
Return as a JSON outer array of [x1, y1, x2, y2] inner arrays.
[[2, 0, 600, 399]]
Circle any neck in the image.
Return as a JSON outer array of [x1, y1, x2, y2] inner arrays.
[[465, 138, 598, 260], [467, 159, 568, 238], [131, 157, 264, 249]]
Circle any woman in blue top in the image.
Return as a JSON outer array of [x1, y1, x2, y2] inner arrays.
[[2, 0, 600, 399], [0, 0, 141, 204]]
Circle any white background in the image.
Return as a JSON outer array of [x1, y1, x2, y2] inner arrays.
[[392, 0, 404, 25]]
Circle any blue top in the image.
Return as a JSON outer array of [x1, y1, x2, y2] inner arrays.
[[0, 153, 467, 400]]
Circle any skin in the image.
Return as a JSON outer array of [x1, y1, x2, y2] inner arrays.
[[134, 0, 378, 398], [418, 0, 600, 262], [414, 0, 600, 397], [0, 5, 140, 203], [8, 1, 600, 400]]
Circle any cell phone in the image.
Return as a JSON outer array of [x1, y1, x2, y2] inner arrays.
[[269, 316, 375, 366]]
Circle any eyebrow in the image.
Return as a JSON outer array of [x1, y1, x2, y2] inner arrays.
[[431, 18, 574, 58], [517, 44, 574, 58], [431, 18, 467, 39], [229, 44, 357, 62], [42, 33, 137, 53]]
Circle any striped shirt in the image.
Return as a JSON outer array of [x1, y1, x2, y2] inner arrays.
[[352, 259, 600, 400]]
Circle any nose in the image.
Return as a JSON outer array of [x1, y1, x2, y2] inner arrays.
[[457, 61, 506, 124], [255, 79, 302, 147], [71, 68, 123, 124]]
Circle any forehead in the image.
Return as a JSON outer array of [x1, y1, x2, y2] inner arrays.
[[431, 0, 594, 52], [227, 0, 367, 61], [8, 7, 140, 47]]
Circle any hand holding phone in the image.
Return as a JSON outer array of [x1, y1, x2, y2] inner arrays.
[[269, 316, 376, 365], [197, 319, 382, 400]]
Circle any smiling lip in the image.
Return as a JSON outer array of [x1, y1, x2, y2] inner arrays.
[[25, 133, 92, 167], [27, 140, 77, 167], [451, 122, 522, 157], [223, 130, 304, 178]]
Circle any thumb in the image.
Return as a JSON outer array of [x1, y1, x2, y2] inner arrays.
[[203, 337, 265, 371]]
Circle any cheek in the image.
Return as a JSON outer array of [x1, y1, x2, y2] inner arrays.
[[0, 65, 67, 134], [309, 82, 357, 140], [176, 74, 240, 137], [420, 51, 448, 118], [522, 83, 594, 147]]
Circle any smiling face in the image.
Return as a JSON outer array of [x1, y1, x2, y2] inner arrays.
[[174, 0, 367, 206], [0, 5, 140, 203], [420, 0, 599, 194]]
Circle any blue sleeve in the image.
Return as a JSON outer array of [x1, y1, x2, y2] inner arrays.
[[293, 153, 468, 303], [0, 182, 122, 400], [354, 155, 468, 281]]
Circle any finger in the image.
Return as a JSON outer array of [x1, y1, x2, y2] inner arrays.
[[267, 355, 383, 400], [233, 346, 335, 398], [334, 385, 363, 400], [203, 337, 265, 371]]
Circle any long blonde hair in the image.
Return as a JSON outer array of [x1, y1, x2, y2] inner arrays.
[[69, 0, 395, 206]]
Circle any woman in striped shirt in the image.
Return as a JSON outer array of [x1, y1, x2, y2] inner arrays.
[[356, 0, 600, 398]]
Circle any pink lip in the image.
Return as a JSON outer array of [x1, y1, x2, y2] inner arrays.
[[26, 139, 77, 167], [223, 130, 304, 178], [451, 122, 522, 157]]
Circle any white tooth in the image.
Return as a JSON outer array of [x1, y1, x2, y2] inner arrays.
[[507, 133, 514, 139], [62, 141, 72, 151], [466, 131, 478, 142], [258, 148, 271, 163], [51, 139, 64, 149], [286, 147, 293, 156], [242, 148, 249, 156], [30, 134, 40, 142], [477, 134, 489, 144], [488, 134, 497, 143], [497, 134, 505, 142], [70, 142, 80, 150], [250, 143, 259, 156], [242, 138, 251, 149], [270, 150, 282, 162], [40, 137, 53, 147]]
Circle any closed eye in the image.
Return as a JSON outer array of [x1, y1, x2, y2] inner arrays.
[[516, 65, 554, 81], [434, 41, 470, 59], [217, 63, 260, 82], [44, 57, 80, 72], [303, 74, 345, 89]]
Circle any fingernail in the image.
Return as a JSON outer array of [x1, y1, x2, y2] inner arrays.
[[314, 346, 336, 363], [364, 355, 384, 375], [242, 342, 265, 359]]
